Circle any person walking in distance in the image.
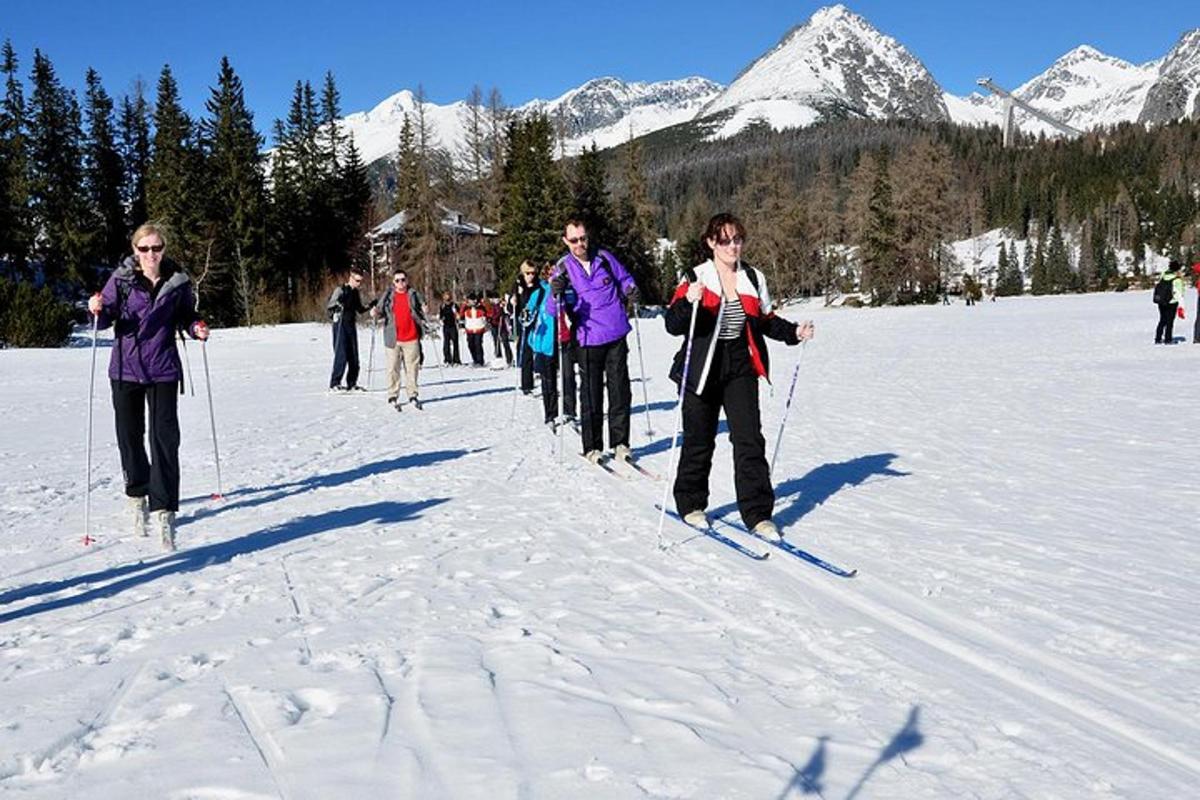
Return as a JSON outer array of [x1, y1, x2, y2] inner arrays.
[[327, 267, 374, 389], [372, 269, 428, 410], [462, 293, 488, 366], [665, 212, 814, 543], [547, 219, 639, 464], [1153, 261, 1185, 345], [87, 222, 210, 550], [438, 292, 462, 365], [513, 261, 540, 394]]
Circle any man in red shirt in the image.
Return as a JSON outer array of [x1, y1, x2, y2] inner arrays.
[[371, 269, 428, 410]]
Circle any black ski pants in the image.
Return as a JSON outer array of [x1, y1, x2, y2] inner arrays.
[[1156, 302, 1177, 343], [330, 323, 360, 388], [536, 341, 578, 424], [673, 338, 774, 530], [466, 332, 486, 365], [577, 337, 631, 453], [112, 379, 181, 513], [517, 323, 535, 391], [442, 324, 461, 364]]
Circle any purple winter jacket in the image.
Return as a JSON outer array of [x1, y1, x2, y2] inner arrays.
[[96, 257, 202, 384], [546, 249, 636, 347]]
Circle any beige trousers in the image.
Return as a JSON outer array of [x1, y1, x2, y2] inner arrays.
[[386, 339, 421, 401]]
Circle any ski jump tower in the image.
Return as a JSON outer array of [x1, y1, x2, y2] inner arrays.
[[976, 77, 1083, 147]]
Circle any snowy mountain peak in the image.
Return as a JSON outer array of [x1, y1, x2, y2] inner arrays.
[[1138, 28, 1200, 123], [701, 3, 948, 137]]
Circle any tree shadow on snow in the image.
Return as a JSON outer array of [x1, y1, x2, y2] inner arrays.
[[710, 452, 908, 526], [776, 706, 923, 799], [0, 499, 447, 624], [180, 449, 480, 521]]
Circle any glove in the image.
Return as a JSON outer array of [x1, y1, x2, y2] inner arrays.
[[1179, 306, 1186, 320], [193, 320, 210, 340], [87, 292, 103, 316], [549, 273, 568, 295]]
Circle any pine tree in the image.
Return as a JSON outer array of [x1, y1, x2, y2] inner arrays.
[[27, 49, 91, 287], [858, 149, 899, 304], [892, 137, 954, 302], [496, 113, 566, 289], [200, 56, 266, 325], [613, 134, 660, 300], [736, 156, 807, 299], [336, 135, 371, 271], [1030, 232, 1049, 295], [394, 87, 444, 299], [571, 143, 614, 249], [0, 40, 32, 273], [118, 80, 151, 231], [147, 65, 206, 278], [82, 68, 125, 269], [1045, 225, 1071, 294], [807, 153, 843, 298]]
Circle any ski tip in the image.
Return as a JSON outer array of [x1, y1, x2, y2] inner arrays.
[[81, 534, 95, 546], [211, 493, 225, 501]]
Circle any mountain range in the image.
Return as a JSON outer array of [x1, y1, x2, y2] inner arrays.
[[340, 4, 1200, 168]]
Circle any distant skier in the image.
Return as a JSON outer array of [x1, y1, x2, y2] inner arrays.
[[513, 262, 541, 393], [438, 292, 461, 365], [486, 292, 513, 365], [326, 267, 374, 389], [664, 213, 813, 543], [462, 293, 488, 366], [1153, 261, 1185, 345], [87, 222, 209, 550], [547, 219, 640, 464], [371, 269, 427, 410]]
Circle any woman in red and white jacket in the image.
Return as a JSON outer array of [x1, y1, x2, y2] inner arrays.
[[664, 212, 814, 542]]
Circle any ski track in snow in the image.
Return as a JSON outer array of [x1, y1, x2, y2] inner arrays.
[[1, 291, 1198, 798]]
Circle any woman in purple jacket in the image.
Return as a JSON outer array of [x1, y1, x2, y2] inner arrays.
[[88, 222, 209, 549]]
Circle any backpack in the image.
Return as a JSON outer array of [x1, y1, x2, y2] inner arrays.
[[1153, 276, 1174, 305]]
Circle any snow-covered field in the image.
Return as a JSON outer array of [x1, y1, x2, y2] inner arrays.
[[1, 291, 1198, 799]]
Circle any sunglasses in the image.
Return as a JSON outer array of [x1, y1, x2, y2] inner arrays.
[[394, 277, 407, 283], [566, 235, 588, 245], [715, 236, 744, 246], [136, 244, 165, 253]]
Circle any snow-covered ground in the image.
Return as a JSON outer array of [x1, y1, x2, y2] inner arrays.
[[2, 291, 1198, 799]]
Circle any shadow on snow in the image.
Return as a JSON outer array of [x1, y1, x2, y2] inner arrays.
[[181, 448, 480, 515], [777, 706, 924, 799], [0, 498, 447, 624]]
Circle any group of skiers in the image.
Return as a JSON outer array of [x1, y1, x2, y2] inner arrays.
[[1153, 260, 1200, 345], [89, 212, 818, 551]]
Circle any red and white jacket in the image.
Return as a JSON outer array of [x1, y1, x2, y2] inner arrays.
[[665, 260, 799, 394]]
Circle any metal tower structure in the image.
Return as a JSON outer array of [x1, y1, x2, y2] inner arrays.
[[977, 77, 1084, 147]]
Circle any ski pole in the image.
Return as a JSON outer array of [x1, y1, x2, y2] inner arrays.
[[656, 297, 700, 549], [556, 296, 566, 463], [201, 340, 224, 500], [366, 318, 378, 391], [769, 341, 807, 477], [509, 322, 528, 422], [83, 312, 99, 546], [631, 303, 654, 441]]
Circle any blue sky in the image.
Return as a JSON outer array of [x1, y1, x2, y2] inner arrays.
[[2, 0, 1196, 134]]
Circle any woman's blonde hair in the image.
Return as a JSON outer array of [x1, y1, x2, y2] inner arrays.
[[130, 221, 170, 250]]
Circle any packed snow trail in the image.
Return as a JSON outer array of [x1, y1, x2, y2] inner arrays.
[[1, 291, 1198, 798]]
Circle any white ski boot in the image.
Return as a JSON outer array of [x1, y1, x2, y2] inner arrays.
[[155, 510, 177, 551], [752, 519, 782, 543], [130, 496, 149, 537]]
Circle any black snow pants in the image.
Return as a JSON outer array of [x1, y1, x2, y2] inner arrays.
[[577, 337, 631, 454], [672, 335, 774, 530], [112, 379, 181, 512], [330, 323, 360, 388], [1156, 302, 1178, 343]]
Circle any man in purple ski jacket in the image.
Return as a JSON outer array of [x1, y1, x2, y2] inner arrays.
[[547, 218, 640, 464]]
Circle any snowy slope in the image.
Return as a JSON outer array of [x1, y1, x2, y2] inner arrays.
[[1140, 28, 1200, 124], [700, 4, 948, 137], [946, 46, 1156, 135], [341, 77, 722, 168], [2, 292, 1200, 797]]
